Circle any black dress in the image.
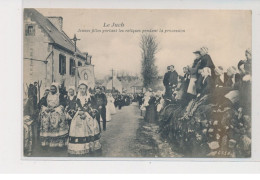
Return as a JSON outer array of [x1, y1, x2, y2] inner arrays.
[[145, 96, 157, 123]]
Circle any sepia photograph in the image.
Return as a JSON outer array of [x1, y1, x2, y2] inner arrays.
[[23, 8, 252, 158]]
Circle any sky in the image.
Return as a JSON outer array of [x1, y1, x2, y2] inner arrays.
[[37, 9, 251, 79]]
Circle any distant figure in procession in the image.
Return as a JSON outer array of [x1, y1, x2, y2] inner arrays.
[[104, 93, 112, 122], [107, 93, 116, 114], [94, 87, 108, 131]]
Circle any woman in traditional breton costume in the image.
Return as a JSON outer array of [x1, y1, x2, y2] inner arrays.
[[183, 67, 215, 118], [187, 50, 202, 98], [68, 81, 101, 156], [212, 66, 241, 110], [175, 67, 190, 104], [214, 66, 225, 87], [144, 92, 158, 123], [196, 67, 215, 98], [238, 49, 252, 115], [39, 83, 69, 147]]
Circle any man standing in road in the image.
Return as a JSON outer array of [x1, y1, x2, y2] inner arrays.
[[94, 86, 108, 131]]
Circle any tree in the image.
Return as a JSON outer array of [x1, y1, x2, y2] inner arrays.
[[140, 34, 159, 89]]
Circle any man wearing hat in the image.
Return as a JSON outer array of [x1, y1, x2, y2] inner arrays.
[[94, 86, 108, 131]]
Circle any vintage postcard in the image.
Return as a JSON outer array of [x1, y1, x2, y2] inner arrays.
[[23, 8, 252, 158]]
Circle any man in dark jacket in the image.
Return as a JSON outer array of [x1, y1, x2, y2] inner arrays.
[[94, 87, 108, 131], [169, 65, 178, 87], [164, 65, 179, 100], [163, 66, 171, 87]]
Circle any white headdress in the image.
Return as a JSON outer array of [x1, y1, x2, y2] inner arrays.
[[227, 66, 237, 75], [78, 80, 88, 88], [246, 48, 252, 55], [200, 46, 209, 54], [215, 66, 224, 76], [77, 80, 90, 104]]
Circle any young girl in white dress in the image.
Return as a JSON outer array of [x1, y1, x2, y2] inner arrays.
[[107, 93, 116, 115]]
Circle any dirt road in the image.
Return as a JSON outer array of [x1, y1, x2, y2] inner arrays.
[[30, 102, 181, 158], [100, 102, 142, 157]]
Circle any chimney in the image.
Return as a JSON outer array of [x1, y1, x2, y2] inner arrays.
[[47, 16, 63, 31]]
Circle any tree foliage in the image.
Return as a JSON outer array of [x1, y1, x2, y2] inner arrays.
[[140, 34, 159, 89]]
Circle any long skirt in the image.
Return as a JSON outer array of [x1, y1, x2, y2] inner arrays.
[[187, 77, 197, 95], [68, 111, 101, 155], [40, 106, 69, 147], [145, 104, 157, 123], [108, 102, 116, 115]]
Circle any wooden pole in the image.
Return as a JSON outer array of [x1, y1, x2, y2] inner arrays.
[[71, 34, 80, 90], [75, 54, 77, 91], [111, 68, 114, 92], [51, 46, 54, 82]]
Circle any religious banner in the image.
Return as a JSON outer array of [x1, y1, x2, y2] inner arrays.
[[78, 65, 95, 89]]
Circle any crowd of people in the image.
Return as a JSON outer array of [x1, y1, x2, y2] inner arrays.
[[141, 47, 252, 157], [24, 81, 121, 156], [114, 93, 132, 109]]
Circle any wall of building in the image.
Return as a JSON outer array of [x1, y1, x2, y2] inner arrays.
[[51, 47, 87, 89], [23, 16, 52, 98], [23, 16, 94, 99]]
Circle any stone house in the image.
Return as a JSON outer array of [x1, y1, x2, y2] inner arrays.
[[23, 8, 95, 98]]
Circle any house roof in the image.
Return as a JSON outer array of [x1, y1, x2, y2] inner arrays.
[[24, 8, 86, 60]]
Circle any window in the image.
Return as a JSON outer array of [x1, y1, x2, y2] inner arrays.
[[78, 61, 82, 66], [25, 24, 35, 36], [70, 58, 75, 76], [59, 54, 66, 75]]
